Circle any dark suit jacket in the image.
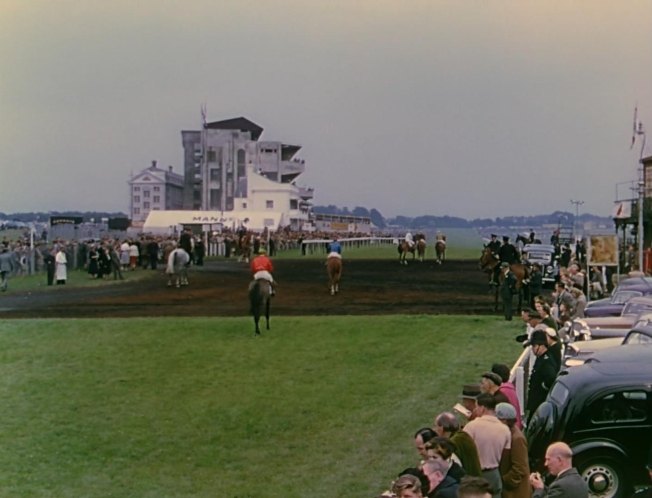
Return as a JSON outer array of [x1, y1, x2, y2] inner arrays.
[[533, 468, 588, 498]]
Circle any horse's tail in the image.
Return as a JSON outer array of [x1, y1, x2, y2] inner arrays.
[[397, 243, 402, 255]]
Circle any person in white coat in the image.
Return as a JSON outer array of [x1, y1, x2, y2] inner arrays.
[[55, 248, 68, 285]]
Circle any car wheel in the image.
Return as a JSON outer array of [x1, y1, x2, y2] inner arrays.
[[575, 452, 630, 498]]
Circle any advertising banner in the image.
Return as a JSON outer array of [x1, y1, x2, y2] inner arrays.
[[588, 234, 618, 266]]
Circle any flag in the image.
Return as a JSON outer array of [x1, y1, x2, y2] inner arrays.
[[200, 103, 207, 128], [631, 105, 638, 149]]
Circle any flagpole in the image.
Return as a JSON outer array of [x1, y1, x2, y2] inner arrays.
[[633, 108, 647, 271]]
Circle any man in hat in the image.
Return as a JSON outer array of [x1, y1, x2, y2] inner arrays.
[[528, 263, 543, 308], [499, 236, 520, 265], [500, 262, 517, 321], [496, 403, 531, 498], [457, 384, 481, 420], [526, 329, 558, 422], [433, 411, 482, 477], [250, 247, 276, 295]]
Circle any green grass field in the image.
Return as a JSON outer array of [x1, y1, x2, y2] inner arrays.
[[0, 315, 523, 497], [0, 232, 500, 496]]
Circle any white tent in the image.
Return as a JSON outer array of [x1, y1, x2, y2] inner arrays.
[[142, 210, 285, 234]]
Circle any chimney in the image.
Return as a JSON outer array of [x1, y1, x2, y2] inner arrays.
[[168, 166, 173, 173], [151, 160, 157, 169]]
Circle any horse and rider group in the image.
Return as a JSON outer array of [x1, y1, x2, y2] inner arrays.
[[398, 231, 447, 265], [479, 231, 589, 322]]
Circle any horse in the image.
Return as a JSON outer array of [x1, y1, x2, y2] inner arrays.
[[479, 246, 530, 312], [326, 254, 342, 295], [398, 240, 416, 265], [435, 236, 447, 264], [416, 238, 427, 262], [166, 247, 190, 288], [515, 234, 542, 246], [238, 233, 252, 263], [249, 279, 271, 335]]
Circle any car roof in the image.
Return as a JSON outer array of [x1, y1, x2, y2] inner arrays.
[[625, 296, 652, 305], [557, 345, 652, 389], [617, 277, 652, 289]]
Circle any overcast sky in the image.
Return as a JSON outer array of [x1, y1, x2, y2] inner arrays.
[[1, 1, 651, 219]]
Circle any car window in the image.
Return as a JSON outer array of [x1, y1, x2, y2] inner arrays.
[[589, 390, 648, 423], [549, 382, 569, 406], [622, 302, 652, 315], [612, 290, 643, 304], [623, 332, 652, 345]]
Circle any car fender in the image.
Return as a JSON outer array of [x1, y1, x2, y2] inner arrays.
[[571, 439, 629, 460]]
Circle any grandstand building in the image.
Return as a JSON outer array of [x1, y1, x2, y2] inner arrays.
[[180, 117, 314, 231]]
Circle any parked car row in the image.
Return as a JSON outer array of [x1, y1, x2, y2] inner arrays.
[[526, 344, 652, 498]]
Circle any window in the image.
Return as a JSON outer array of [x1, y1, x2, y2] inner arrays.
[[242, 202, 247, 209], [134, 208, 140, 214], [153, 186, 160, 192], [207, 149, 216, 162], [144, 190, 150, 198], [144, 202, 150, 209], [134, 186, 140, 191], [134, 196, 140, 203], [290, 199, 298, 209], [590, 391, 648, 423], [266, 200, 274, 209], [210, 168, 221, 182], [153, 196, 160, 203]]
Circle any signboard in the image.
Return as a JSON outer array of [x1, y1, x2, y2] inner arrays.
[[588, 234, 618, 266], [612, 201, 632, 219], [50, 216, 83, 226]]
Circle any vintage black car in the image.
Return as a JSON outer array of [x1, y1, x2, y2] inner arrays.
[[527, 345, 652, 498], [521, 243, 558, 286]]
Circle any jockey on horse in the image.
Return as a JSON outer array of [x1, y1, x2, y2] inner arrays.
[[405, 231, 415, 249], [326, 236, 342, 295], [249, 247, 276, 296]]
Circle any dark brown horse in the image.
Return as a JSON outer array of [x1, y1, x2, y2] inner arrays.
[[238, 233, 252, 263], [249, 279, 271, 335], [479, 247, 530, 312], [326, 255, 342, 295]]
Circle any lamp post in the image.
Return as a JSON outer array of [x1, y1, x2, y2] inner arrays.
[[633, 115, 647, 271], [570, 199, 584, 240]]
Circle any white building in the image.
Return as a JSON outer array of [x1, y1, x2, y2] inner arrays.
[[180, 117, 313, 231], [128, 161, 184, 227]]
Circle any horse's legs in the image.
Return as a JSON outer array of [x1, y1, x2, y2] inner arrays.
[[264, 299, 270, 330]]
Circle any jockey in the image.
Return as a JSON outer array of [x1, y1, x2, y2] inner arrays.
[[435, 231, 446, 245], [327, 236, 342, 259], [250, 247, 276, 295], [405, 231, 414, 248]]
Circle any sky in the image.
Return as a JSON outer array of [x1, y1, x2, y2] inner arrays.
[[1, 0, 651, 219]]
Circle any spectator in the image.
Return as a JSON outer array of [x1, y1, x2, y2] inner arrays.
[[55, 247, 68, 285], [490, 363, 523, 430], [434, 412, 482, 477], [496, 403, 531, 498], [392, 473, 425, 498], [529, 442, 588, 498], [421, 457, 459, 498], [462, 394, 511, 498], [457, 476, 493, 498], [415, 427, 438, 462]]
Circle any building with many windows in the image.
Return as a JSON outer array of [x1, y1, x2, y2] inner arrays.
[[180, 117, 313, 231], [128, 161, 184, 227]]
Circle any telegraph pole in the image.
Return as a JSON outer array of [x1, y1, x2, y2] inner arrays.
[[633, 109, 647, 271]]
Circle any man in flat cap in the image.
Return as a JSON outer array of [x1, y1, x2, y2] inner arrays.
[[526, 329, 558, 423]]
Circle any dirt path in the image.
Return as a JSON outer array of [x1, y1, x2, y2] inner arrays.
[[0, 258, 499, 318]]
